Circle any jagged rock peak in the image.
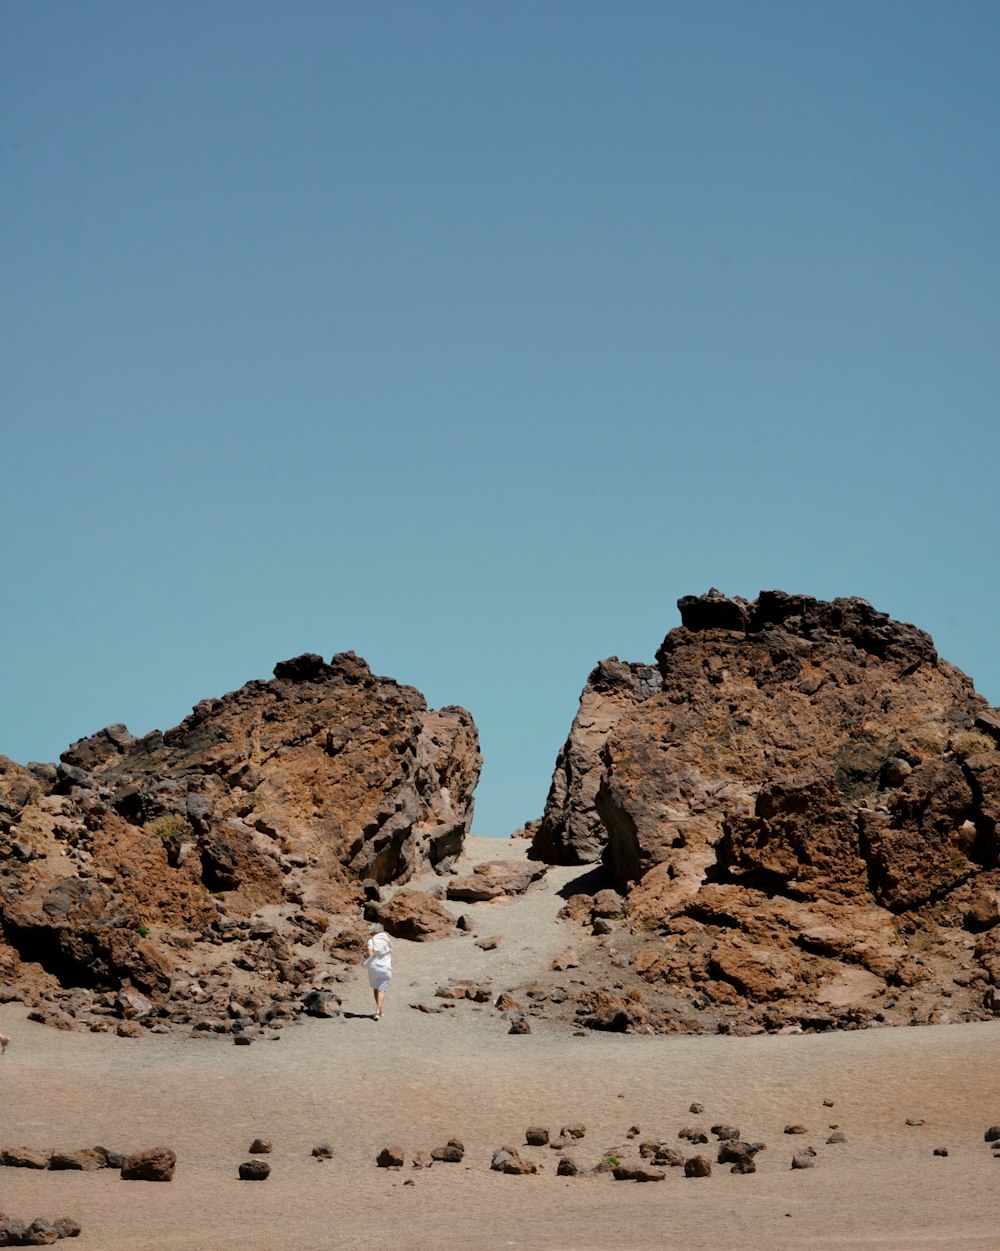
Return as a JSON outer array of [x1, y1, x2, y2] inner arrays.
[[671, 588, 938, 665], [272, 651, 381, 685]]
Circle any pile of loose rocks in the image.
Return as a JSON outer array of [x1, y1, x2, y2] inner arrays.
[[0, 1216, 81, 1245], [0, 1146, 174, 1181]]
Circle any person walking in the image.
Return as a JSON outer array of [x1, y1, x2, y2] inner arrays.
[[364, 923, 393, 1021]]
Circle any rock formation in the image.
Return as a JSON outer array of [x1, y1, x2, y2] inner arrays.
[[531, 659, 661, 864], [534, 590, 1000, 1032], [0, 653, 480, 1031]]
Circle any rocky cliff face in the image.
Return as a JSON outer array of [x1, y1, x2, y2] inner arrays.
[[531, 660, 661, 865], [534, 590, 1000, 1032], [0, 653, 480, 1030]]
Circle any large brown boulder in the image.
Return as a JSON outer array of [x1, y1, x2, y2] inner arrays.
[[445, 860, 546, 902], [0, 653, 480, 1024], [374, 890, 454, 941], [532, 589, 1000, 1033], [120, 1147, 176, 1181]]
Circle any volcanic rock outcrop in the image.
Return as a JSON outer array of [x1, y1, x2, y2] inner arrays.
[[0, 653, 480, 1031], [533, 590, 1000, 1032]]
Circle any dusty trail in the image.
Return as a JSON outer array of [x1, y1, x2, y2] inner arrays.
[[2, 835, 999, 1249]]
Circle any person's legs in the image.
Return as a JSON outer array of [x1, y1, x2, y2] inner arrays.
[[371, 988, 379, 1016], [0, 1033, 8, 1052], [375, 988, 385, 1018]]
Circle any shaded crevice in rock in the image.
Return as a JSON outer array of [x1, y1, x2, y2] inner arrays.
[[0, 918, 107, 989]]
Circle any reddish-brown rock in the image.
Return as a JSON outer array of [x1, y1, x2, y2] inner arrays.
[[532, 590, 1000, 1034], [0, 654, 479, 1029], [374, 890, 454, 941], [445, 861, 546, 902], [120, 1147, 176, 1181]]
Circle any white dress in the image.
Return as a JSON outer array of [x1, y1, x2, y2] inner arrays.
[[366, 933, 393, 991]]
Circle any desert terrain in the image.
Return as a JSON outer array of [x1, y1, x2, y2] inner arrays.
[[3, 835, 1000, 1251]]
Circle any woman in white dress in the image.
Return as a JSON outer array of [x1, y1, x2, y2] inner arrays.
[[364, 923, 393, 1021]]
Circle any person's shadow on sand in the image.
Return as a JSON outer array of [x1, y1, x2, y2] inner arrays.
[[342, 1011, 378, 1021]]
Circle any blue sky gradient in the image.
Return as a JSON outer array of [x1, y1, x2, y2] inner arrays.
[[3, 2, 998, 834]]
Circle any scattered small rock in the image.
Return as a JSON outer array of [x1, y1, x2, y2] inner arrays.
[[905, 1118, 925, 1127], [93, 1147, 124, 1169], [712, 1124, 740, 1140], [654, 1146, 686, 1168], [377, 1145, 405, 1168], [412, 1152, 433, 1169], [826, 1132, 847, 1145], [791, 1153, 815, 1169], [684, 1155, 712, 1177], [730, 1156, 757, 1174], [238, 1160, 270, 1181], [984, 1126, 1000, 1143], [1, 1147, 53, 1170], [626, 1125, 640, 1138], [23, 1218, 61, 1245], [490, 1146, 536, 1175], [933, 1147, 949, 1157], [591, 889, 626, 918], [525, 1127, 549, 1146], [248, 1139, 272, 1154], [311, 1144, 333, 1160], [550, 948, 579, 972], [823, 1099, 835, 1107], [784, 1125, 808, 1135], [120, 1147, 176, 1182], [508, 1018, 531, 1035], [475, 936, 501, 951], [612, 1160, 665, 1182], [434, 984, 469, 1001], [556, 1155, 578, 1176], [0, 1220, 28, 1245], [49, 1149, 104, 1172], [430, 1139, 464, 1164], [718, 1141, 762, 1165], [303, 990, 341, 1018], [689, 1102, 704, 1114]]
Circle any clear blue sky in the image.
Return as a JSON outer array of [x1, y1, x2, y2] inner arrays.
[[3, 1, 998, 835]]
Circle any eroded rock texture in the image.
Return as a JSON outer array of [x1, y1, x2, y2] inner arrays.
[[0, 653, 480, 1030], [532, 659, 661, 864], [535, 590, 1000, 1032]]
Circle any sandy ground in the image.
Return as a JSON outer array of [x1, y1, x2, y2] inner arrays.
[[3, 835, 1000, 1249]]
